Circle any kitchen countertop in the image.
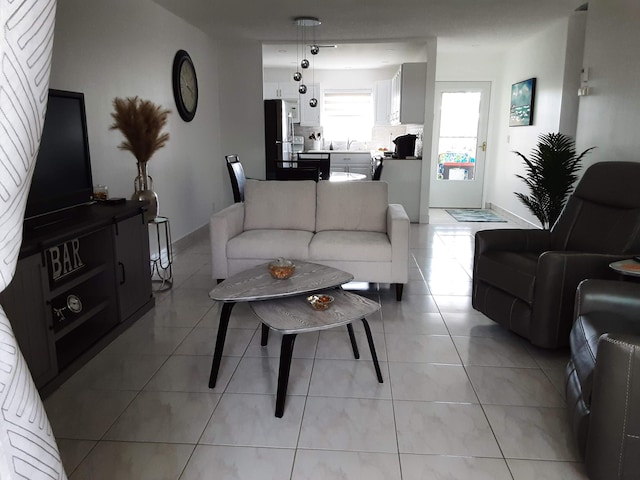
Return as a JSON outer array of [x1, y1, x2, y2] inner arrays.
[[306, 150, 371, 154]]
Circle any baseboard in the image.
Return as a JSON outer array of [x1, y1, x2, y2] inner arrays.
[[485, 203, 540, 229], [172, 223, 209, 254]]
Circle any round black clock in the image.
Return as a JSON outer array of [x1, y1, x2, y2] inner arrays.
[[172, 49, 198, 122]]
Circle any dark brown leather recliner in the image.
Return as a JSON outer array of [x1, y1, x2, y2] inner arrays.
[[566, 279, 640, 479], [472, 161, 640, 348]]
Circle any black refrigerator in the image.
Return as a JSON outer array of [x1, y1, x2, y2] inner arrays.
[[264, 99, 293, 180]]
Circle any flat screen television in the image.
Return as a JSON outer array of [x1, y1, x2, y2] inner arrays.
[[25, 89, 94, 220]]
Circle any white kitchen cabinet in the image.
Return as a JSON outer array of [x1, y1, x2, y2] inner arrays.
[[264, 82, 300, 122], [329, 152, 371, 180], [263, 82, 299, 100], [374, 80, 391, 125], [389, 63, 427, 125], [299, 83, 321, 126], [381, 159, 422, 222]]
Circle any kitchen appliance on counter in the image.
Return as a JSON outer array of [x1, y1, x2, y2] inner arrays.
[[292, 135, 304, 154], [264, 99, 294, 179], [392, 134, 417, 159]]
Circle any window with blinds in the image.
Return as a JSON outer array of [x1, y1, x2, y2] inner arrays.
[[322, 89, 374, 143]]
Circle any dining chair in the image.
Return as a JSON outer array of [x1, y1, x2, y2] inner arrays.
[[297, 152, 330, 181], [274, 161, 319, 181], [225, 154, 246, 202], [372, 158, 384, 180]]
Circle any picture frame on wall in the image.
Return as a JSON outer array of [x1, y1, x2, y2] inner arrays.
[[509, 78, 536, 126]]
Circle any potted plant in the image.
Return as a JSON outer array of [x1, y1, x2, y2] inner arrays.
[[514, 132, 594, 229], [110, 96, 170, 222]]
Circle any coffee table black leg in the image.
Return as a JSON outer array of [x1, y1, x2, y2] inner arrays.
[[261, 323, 270, 346], [361, 318, 383, 383], [209, 302, 235, 388], [346, 323, 360, 359], [275, 333, 297, 418]]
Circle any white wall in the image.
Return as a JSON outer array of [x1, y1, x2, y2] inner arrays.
[[576, 0, 640, 166], [50, 0, 222, 241], [218, 40, 266, 181], [484, 18, 580, 226]]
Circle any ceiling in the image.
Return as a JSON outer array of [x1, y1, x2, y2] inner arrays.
[[153, 0, 587, 69]]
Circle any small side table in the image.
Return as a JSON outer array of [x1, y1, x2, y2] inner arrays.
[[149, 216, 173, 291], [609, 258, 640, 281], [250, 289, 383, 417]]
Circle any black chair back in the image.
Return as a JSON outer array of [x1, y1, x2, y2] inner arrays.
[[225, 154, 246, 202], [372, 158, 384, 181], [297, 153, 330, 181]]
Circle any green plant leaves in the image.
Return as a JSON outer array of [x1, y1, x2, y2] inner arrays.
[[514, 133, 594, 229]]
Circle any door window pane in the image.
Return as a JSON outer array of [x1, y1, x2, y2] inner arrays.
[[437, 92, 481, 181]]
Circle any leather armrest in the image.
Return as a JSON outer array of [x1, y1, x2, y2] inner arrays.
[[586, 333, 640, 479], [575, 278, 640, 318], [474, 228, 551, 255], [530, 252, 625, 347], [210, 203, 245, 279], [387, 204, 410, 283]]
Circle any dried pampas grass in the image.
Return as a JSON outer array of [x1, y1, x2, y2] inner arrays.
[[110, 97, 170, 163]]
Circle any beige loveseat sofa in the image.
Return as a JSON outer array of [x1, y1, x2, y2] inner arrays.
[[210, 179, 410, 300]]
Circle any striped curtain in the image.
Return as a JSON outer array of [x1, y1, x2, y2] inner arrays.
[[0, 1, 67, 478]]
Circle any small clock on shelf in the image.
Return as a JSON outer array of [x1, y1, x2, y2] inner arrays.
[[172, 49, 198, 122]]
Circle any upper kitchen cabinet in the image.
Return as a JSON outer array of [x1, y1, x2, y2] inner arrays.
[[263, 82, 299, 100], [374, 80, 392, 125], [390, 63, 427, 125], [299, 83, 321, 126], [264, 82, 300, 123]]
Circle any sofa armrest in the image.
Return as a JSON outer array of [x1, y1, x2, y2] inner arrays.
[[387, 204, 410, 283], [586, 333, 640, 479], [474, 228, 551, 256], [530, 252, 628, 347], [210, 203, 245, 279]]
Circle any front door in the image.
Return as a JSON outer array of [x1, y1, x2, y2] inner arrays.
[[429, 82, 491, 208]]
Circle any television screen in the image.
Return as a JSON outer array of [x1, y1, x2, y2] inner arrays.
[[25, 89, 93, 219]]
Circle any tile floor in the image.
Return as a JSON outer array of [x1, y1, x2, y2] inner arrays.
[[45, 209, 589, 479]]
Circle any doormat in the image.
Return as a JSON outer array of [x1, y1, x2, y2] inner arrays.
[[445, 209, 507, 223]]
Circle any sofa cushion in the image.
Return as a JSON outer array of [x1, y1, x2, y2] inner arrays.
[[243, 179, 316, 232], [316, 181, 388, 233], [227, 229, 313, 261], [475, 251, 538, 304], [309, 231, 391, 262]]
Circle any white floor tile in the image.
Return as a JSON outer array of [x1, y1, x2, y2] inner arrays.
[[180, 445, 295, 480], [298, 397, 397, 453], [308, 359, 390, 399], [292, 450, 401, 479], [394, 401, 501, 457], [400, 454, 512, 480], [69, 441, 194, 480], [200, 393, 304, 447], [389, 362, 477, 402]]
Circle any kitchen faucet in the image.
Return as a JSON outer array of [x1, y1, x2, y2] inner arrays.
[[346, 138, 355, 150]]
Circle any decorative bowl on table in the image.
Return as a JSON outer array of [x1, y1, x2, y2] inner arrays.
[[268, 258, 296, 279], [307, 294, 334, 311]]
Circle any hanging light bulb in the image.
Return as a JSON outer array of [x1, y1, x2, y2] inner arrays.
[[309, 98, 318, 108], [293, 71, 302, 81], [299, 84, 307, 94], [301, 58, 309, 69], [310, 45, 319, 55]]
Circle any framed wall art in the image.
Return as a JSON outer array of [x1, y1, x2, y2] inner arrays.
[[509, 77, 536, 126]]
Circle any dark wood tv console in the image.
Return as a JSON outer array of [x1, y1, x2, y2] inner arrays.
[[0, 201, 154, 397]]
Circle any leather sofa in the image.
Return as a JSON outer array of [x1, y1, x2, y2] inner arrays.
[[566, 279, 640, 480], [210, 179, 410, 300], [472, 161, 640, 348]]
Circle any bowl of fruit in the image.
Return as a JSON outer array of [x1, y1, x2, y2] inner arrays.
[[307, 294, 334, 311], [268, 258, 296, 279]]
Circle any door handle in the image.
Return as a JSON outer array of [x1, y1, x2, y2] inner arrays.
[[480, 141, 487, 152]]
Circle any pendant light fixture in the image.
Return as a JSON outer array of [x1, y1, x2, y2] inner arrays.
[[293, 16, 320, 108]]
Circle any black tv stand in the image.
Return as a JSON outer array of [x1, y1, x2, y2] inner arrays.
[[1, 201, 154, 396]]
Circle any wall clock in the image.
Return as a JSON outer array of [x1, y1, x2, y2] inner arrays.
[[172, 49, 198, 122]]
